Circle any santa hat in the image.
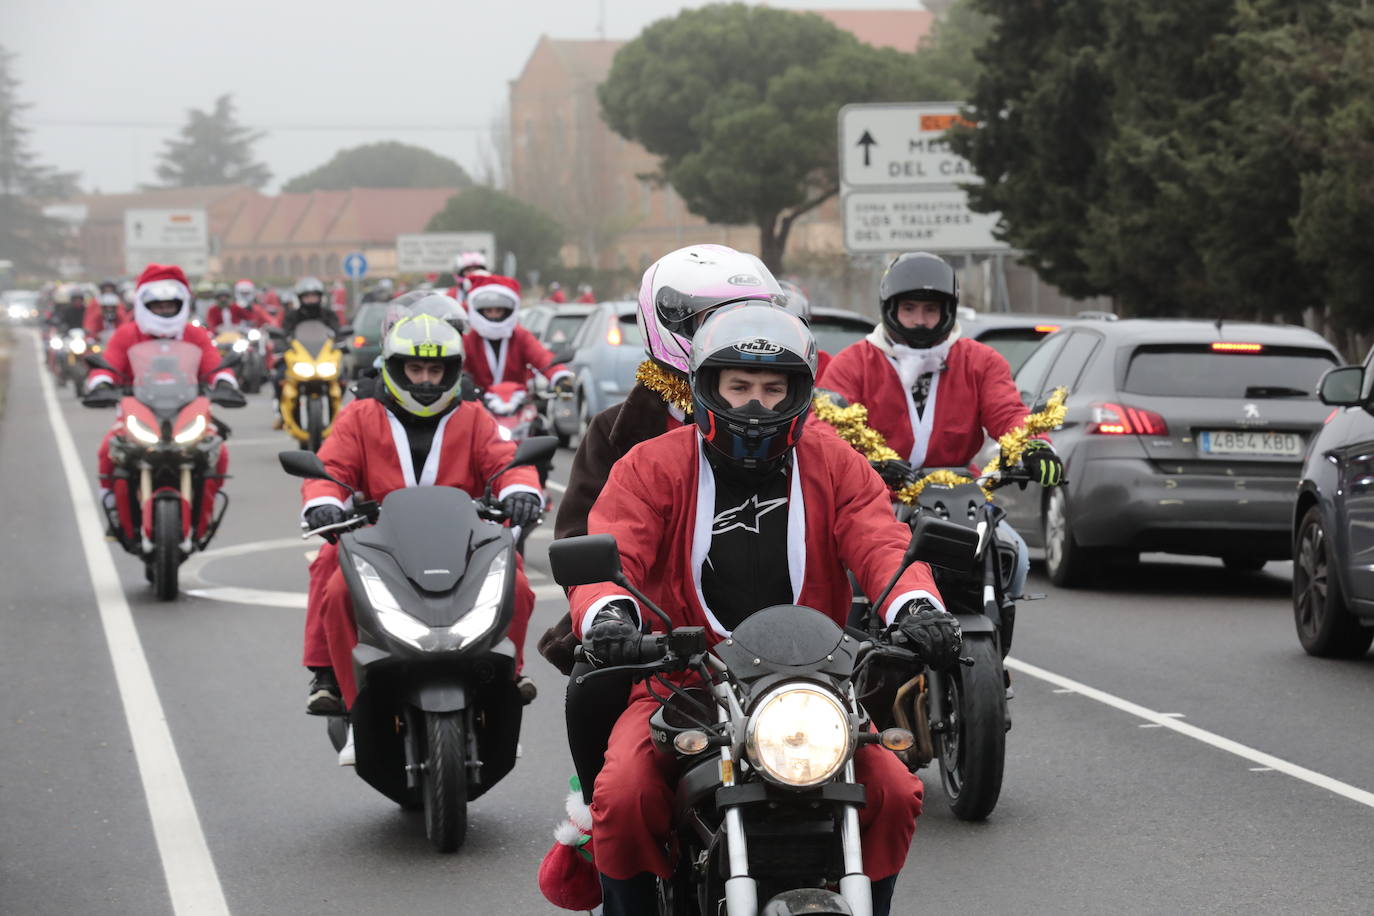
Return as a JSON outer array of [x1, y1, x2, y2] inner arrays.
[[467, 274, 521, 308], [466, 274, 521, 341], [537, 778, 601, 911], [132, 263, 192, 338]]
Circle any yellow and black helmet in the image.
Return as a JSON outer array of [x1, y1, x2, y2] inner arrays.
[[380, 313, 465, 417]]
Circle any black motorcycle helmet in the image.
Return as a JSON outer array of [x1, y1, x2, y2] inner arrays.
[[690, 304, 818, 469], [879, 252, 960, 349]]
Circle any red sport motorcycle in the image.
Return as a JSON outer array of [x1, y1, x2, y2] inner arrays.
[[84, 340, 244, 599]]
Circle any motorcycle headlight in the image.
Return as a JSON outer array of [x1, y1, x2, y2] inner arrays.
[[291, 360, 317, 380], [746, 684, 853, 788], [315, 360, 338, 378], [49, 337, 64, 350], [232, 339, 249, 353], [124, 414, 161, 445], [69, 337, 87, 354], [173, 414, 208, 445], [247, 329, 262, 341], [353, 556, 429, 650], [448, 552, 507, 648]]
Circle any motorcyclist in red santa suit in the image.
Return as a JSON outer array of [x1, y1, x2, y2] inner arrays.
[[86, 263, 243, 537], [461, 274, 573, 394], [818, 251, 1064, 599], [83, 292, 130, 336], [297, 302, 543, 739], [569, 305, 963, 915]]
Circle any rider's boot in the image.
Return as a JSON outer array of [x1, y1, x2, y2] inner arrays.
[[307, 667, 344, 715], [871, 875, 897, 916], [598, 872, 656, 916]]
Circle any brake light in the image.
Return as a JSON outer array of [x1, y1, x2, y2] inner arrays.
[[1324, 408, 1339, 425], [353, 335, 365, 348], [606, 323, 622, 346], [1091, 402, 1168, 436], [1034, 325, 1060, 333], [1212, 342, 1263, 353]]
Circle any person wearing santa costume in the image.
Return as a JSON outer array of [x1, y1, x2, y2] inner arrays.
[[818, 251, 1063, 601], [461, 274, 572, 394], [297, 307, 543, 756], [567, 304, 962, 915], [86, 263, 243, 539], [446, 250, 488, 301], [82, 291, 130, 336]]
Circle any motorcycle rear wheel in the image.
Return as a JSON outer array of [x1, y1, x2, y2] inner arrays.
[[935, 637, 1006, 821], [152, 499, 181, 601], [421, 710, 468, 853], [306, 396, 324, 453]]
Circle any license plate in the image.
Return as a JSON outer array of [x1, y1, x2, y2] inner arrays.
[[1198, 429, 1303, 457]]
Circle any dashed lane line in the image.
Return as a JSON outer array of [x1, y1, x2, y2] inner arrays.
[[1007, 656, 1374, 809], [35, 335, 230, 916]]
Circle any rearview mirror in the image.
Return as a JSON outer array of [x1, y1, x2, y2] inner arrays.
[[84, 353, 114, 372], [1318, 365, 1363, 407], [214, 351, 243, 372], [278, 450, 332, 481], [549, 534, 623, 587], [512, 434, 559, 469], [909, 515, 979, 573]]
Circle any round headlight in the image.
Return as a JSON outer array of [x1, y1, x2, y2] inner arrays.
[[316, 361, 338, 378], [292, 361, 316, 379], [232, 339, 249, 352], [746, 684, 853, 788]]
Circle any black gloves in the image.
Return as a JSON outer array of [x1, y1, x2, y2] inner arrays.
[[1021, 440, 1063, 487], [502, 491, 543, 528], [872, 458, 918, 489], [82, 382, 120, 408], [210, 379, 247, 408], [304, 504, 347, 536], [583, 600, 643, 668], [892, 599, 962, 670]]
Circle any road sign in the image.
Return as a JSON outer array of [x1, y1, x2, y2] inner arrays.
[[343, 252, 368, 279], [842, 190, 1004, 254], [838, 102, 980, 190], [395, 232, 494, 273], [123, 208, 209, 275]]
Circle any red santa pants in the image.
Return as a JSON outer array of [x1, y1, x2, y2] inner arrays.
[[591, 683, 924, 882], [97, 428, 228, 539], [318, 550, 535, 707], [302, 541, 337, 667]]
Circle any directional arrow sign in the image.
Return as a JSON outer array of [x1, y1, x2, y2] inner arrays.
[[838, 102, 980, 190]]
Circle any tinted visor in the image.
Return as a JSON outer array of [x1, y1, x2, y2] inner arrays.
[[655, 287, 783, 336]]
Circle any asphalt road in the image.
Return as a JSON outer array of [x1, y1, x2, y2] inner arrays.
[[2, 326, 1372, 915]]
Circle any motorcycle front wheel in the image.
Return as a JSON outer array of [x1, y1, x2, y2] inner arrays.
[[305, 395, 324, 452], [151, 499, 181, 601], [421, 710, 468, 853], [935, 636, 1006, 821]]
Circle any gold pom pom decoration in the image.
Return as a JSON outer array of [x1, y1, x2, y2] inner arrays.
[[635, 360, 694, 414]]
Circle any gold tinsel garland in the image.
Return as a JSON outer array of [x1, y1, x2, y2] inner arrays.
[[635, 360, 694, 414], [811, 387, 1069, 504]]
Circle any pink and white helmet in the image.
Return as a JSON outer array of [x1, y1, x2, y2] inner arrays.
[[637, 244, 784, 374]]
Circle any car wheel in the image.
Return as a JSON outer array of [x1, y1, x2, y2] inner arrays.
[[1293, 506, 1374, 658], [1222, 555, 1266, 573], [1043, 488, 1099, 588]]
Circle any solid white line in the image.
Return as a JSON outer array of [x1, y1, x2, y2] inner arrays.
[[1006, 656, 1374, 810], [186, 587, 307, 609], [34, 336, 230, 915], [546, 480, 566, 493]]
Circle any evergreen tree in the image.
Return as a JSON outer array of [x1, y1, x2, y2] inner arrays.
[[154, 94, 270, 189]]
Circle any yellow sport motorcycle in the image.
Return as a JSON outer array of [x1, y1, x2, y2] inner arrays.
[[279, 319, 343, 451]]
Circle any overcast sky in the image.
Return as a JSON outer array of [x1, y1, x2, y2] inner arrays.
[[3, 0, 924, 196]]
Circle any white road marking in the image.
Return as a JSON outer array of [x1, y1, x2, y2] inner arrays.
[[534, 583, 566, 600], [187, 587, 307, 609], [35, 336, 229, 916], [1006, 656, 1374, 810], [1251, 767, 1276, 773], [546, 480, 567, 493]]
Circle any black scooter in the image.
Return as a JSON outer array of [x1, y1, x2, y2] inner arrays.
[[280, 435, 558, 853]]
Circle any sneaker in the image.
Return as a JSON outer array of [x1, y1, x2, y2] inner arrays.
[[337, 725, 356, 767], [516, 675, 538, 706], [307, 670, 344, 716]]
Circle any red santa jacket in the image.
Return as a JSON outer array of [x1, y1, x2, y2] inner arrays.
[[82, 302, 129, 336], [569, 426, 944, 641], [207, 303, 259, 332], [463, 325, 571, 390], [301, 398, 540, 516], [87, 322, 235, 390], [818, 333, 1031, 468]]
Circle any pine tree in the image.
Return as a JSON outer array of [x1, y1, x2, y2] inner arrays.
[[154, 94, 271, 189]]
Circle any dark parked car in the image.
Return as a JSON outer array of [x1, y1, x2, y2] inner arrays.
[[1291, 353, 1374, 658], [346, 303, 388, 375], [992, 320, 1342, 586], [809, 307, 872, 358]]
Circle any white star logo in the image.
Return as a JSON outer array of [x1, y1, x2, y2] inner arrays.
[[712, 495, 788, 535]]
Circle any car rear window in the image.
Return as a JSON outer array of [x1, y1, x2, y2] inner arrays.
[[354, 305, 386, 337], [810, 319, 870, 356], [617, 314, 643, 346], [974, 329, 1051, 374], [545, 314, 589, 346], [1123, 345, 1337, 398]]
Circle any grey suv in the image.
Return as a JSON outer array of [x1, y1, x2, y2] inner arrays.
[[994, 320, 1341, 586]]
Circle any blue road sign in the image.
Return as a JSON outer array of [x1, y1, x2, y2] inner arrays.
[[343, 252, 368, 279]]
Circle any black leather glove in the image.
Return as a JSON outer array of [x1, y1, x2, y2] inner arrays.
[[893, 599, 962, 670], [871, 458, 918, 489], [82, 381, 120, 408], [210, 379, 247, 408], [583, 600, 643, 668], [1021, 440, 1064, 487], [304, 504, 347, 533], [502, 491, 543, 528]]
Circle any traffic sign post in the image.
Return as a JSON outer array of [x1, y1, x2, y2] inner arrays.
[[395, 232, 494, 274], [343, 252, 368, 311], [124, 208, 210, 275], [842, 190, 1003, 254]]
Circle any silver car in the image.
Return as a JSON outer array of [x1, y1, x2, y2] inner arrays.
[[993, 319, 1341, 586], [553, 301, 644, 444]]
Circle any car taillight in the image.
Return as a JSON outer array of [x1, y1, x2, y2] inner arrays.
[[1034, 325, 1060, 333], [1091, 402, 1168, 436], [1212, 342, 1263, 353], [606, 323, 622, 346], [353, 335, 365, 348], [1324, 408, 1339, 425]]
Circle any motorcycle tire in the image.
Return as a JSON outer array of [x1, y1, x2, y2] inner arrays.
[[935, 636, 1006, 821], [151, 499, 181, 602], [421, 710, 468, 853], [71, 371, 83, 397], [306, 396, 324, 453]]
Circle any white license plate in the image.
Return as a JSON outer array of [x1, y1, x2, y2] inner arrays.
[[1198, 429, 1303, 457]]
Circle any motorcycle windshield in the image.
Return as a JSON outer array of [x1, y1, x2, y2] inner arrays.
[[127, 340, 201, 412], [291, 320, 332, 359], [728, 605, 846, 667]]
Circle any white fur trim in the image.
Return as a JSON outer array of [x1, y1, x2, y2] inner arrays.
[[300, 494, 352, 523], [553, 820, 585, 846], [579, 594, 640, 638], [470, 308, 517, 341], [565, 790, 592, 832], [497, 483, 541, 501], [884, 588, 946, 625], [133, 279, 192, 338]]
